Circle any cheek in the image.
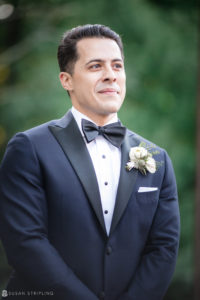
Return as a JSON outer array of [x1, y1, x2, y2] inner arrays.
[[118, 73, 126, 84], [121, 74, 126, 84], [119, 78, 126, 93], [74, 82, 88, 96], [81, 79, 97, 93]]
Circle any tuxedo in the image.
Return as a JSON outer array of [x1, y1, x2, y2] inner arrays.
[[0, 110, 180, 300]]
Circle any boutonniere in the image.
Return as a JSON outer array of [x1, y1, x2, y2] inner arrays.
[[126, 142, 161, 175]]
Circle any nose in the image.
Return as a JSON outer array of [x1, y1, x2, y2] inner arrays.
[[102, 66, 116, 82]]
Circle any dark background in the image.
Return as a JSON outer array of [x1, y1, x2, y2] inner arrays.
[[0, 0, 198, 299]]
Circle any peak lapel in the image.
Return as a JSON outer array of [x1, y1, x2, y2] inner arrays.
[[49, 112, 106, 235], [110, 131, 139, 235]]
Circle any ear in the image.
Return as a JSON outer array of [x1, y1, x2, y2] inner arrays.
[[59, 72, 73, 92]]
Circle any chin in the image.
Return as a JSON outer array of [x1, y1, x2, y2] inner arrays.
[[106, 103, 122, 113], [101, 108, 120, 116]]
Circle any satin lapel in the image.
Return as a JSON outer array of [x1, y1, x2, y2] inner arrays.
[[110, 131, 139, 235], [49, 113, 106, 234]]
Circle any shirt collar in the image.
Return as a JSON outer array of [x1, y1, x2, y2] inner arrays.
[[71, 106, 118, 137]]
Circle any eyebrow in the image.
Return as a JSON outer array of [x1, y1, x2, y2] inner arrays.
[[85, 58, 123, 66]]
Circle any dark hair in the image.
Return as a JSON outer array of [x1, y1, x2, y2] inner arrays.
[[57, 24, 124, 74]]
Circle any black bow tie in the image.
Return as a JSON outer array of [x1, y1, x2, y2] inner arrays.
[[81, 119, 126, 148]]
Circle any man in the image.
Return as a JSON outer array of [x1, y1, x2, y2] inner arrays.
[[0, 24, 180, 300]]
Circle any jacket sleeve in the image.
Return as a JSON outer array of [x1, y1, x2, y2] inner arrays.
[[0, 133, 98, 300], [118, 151, 180, 300]]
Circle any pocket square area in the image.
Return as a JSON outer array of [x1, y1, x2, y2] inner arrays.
[[138, 187, 158, 193]]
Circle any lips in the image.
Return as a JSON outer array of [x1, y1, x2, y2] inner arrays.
[[98, 88, 119, 94]]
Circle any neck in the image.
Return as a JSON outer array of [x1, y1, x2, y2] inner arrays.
[[89, 114, 117, 126], [72, 106, 118, 126]]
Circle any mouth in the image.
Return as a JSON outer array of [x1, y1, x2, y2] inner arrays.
[[98, 88, 119, 95]]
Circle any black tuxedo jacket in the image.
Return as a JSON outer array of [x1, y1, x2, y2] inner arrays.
[[0, 110, 180, 300]]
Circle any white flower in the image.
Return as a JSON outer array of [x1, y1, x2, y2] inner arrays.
[[126, 145, 157, 175], [146, 157, 156, 173], [126, 161, 136, 171], [129, 147, 148, 160]]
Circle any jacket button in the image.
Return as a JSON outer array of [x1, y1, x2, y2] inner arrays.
[[106, 246, 112, 255], [98, 291, 105, 299]]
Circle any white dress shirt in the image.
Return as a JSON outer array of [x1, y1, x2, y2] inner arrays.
[[71, 107, 121, 235]]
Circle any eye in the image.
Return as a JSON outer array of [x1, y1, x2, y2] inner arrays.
[[89, 64, 101, 70], [113, 63, 123, 69]]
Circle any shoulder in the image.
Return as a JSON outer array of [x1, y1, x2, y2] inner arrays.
[[23, 118, 61, 138], [125, 128, 174, 176], [126, 128, 165, 154], [2, 119, 64, 163], [7, 111, 71, 146], [6, 119, 56, 148]]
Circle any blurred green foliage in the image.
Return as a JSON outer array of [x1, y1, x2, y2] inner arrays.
[[0, 0, 198, 299]]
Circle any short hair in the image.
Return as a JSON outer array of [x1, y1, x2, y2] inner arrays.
[[57, 24, 124, 74]]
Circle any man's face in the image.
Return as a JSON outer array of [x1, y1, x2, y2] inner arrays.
[[60, 37, 126, 124]]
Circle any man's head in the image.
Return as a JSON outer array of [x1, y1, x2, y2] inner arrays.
[[57, 24, 124, 74], [58, 24, 126, 125]]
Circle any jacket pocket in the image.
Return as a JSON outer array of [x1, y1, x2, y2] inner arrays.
[[136, 189, 159, 203]]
